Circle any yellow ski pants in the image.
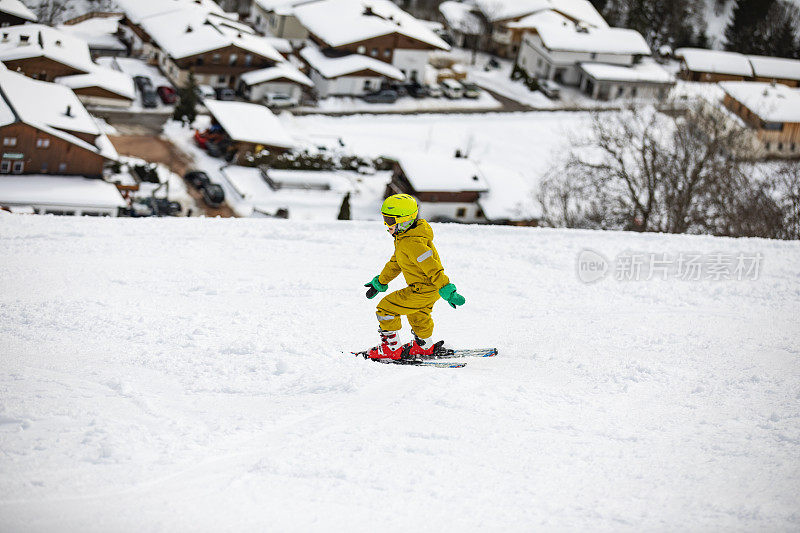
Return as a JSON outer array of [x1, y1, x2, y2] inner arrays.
[[376, 285, 441, 339]]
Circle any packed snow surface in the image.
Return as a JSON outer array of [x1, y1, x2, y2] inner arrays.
[[1, 216, 799, 531]]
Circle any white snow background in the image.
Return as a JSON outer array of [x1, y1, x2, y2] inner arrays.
[[1, 215, 799, 531]]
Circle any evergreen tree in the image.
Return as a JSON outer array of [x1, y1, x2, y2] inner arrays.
[[173, 72, 199, 126], [337, 192, 351, 220], [725, 0, 775, 54]]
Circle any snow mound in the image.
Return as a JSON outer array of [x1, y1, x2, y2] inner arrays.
[[1, 216, 799, 531]]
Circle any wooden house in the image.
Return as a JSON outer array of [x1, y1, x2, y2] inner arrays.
[[720, 81, 800, 159], [0, 0, 36, 27]]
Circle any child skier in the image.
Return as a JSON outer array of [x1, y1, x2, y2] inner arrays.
[[363, 194, 466, 360]]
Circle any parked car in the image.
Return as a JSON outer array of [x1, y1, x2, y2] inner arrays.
[[406, 82, 427, 98], [133, 75, 153, 92], [363, 89, 399, 103], [201, 183, 225, 207], [440, 78, 463, 99], [214, 87, 236, 101], [184, 170, 211, 190], [537, 79, 561, 99], [157, 86, 177, 104], [425, 83, 442, 98], [263, 93, 298, 108], [460, 81, 481, 99], [195, 84, 216, 100], [141, 87, 159, 108]]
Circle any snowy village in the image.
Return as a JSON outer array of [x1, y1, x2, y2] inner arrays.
[[1, 0, 800, 530]]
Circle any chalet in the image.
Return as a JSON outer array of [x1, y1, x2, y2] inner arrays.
[[675, 48, 753, 83], [294, 0, 450, 85], [237, 61, 313, 102], [437, 1, 483, 50], [464, 0, 607, 58], [0, 67, 118, 179], [0, 0, 36, 27], [299, 44, 404, 97], [116, 0, 290, 90], [389, 153, 489, 222], [251, 0, 316, 46], [0, 175, 126, 216], [203, 100, 294, 163], [58, 14, 127, 58], [0, 24, 135, 107], [517, 22, 652, 87], [578, 61, 674, 101], [747, 56, 800, 88], [720, 81, 800, 159]]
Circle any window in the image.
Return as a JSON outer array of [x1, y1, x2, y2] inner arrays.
[[2, 137, 16, 146], [363, 80, 371, 91], [0, 161, 10, 173], [792, 143, 797, 152], [218, 75, 226, 83], [36, 138, 50, 148], [40, 162, 48, 172], [765, 142, 771, 150], [590, 52, 597, 59], [371, 48, 378, 57], [763, 122, 783, 131], [196, 57, 204, 66], [58, 162, 67, 172], [383, 49, 391, 58], [12, 161, 23, 174], [244, 54, 252, 66], [357, 45, 366, 54], [229, 53, 238, 65], [212, 53, 221, 64], [778, 142, 784, 151], [456, 207, 466, 218]]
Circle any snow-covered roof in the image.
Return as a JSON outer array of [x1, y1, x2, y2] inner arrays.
[[0, 175, 126, 209], [580, 61, 674, 83], [0, 0, 37, 22], [471, 0, 549, 22], [294, 0, 450, 50], [550, 0, 608, 29], [507, 9, 572, 30], [115, 0, 227, 25], [204, 100, 295, 148], [239, 62, 313, 86], [475, 162, 541, 220], [747, 55, 800, 82], [720, 81, 800, 123], [675, 48, 753, 77], [396, 153, 489, 192], [267, 36, 293, 55], [0, 69, 117, 160], [138, 10, 283, 61], [439, 1, 483, 34], [300, 45, 404, 80], [470, 0, 605, 25], [55, 68, 137, 101], [57, 16, 126, 52], [0, 24, 94, 74], [535, 24, 650, 55]]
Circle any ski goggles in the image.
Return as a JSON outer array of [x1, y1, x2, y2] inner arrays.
[[382, 213, 415, 227]]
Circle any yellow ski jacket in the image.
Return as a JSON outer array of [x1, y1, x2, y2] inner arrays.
[[378, 219, 450, 292]]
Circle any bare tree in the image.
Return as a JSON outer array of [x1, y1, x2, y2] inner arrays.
[[27, 0, 69, 25], [540, 101, 797, 239]]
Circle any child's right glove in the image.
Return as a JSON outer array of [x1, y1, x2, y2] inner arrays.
[[364, 275, 388, 299], [439, 283, 466, 309]]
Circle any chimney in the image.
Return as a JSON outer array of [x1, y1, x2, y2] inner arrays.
[[1, 33, 8, 42], [55, 40, 62, 47], [363, 6, 374, 16], [186, 25, 193, 33], [65, 105, 72, 117]]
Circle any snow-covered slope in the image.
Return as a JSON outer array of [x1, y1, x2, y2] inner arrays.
[[1, 216, 799, 531]]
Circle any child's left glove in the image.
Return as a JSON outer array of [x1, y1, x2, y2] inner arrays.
[[364, 275, 388, 299], [439, 283, 466, 309]]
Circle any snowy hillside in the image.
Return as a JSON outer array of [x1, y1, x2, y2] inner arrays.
[[1, 215, 799, 531]]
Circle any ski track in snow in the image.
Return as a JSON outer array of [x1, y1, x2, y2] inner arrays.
[[1, 216, 799, 532]]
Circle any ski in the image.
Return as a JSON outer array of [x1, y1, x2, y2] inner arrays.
[[378, 358, 467, 368], [424, 347, 497, 359], [348, 346, 496, 367]]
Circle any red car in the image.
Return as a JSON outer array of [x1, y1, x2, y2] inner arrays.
[[157, 86, 177, 104]]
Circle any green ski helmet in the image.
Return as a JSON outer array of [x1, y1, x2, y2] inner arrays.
[[381, 194, 418, 235]]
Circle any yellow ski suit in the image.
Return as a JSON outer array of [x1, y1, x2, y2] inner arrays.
[[375, 219, 450, 339]]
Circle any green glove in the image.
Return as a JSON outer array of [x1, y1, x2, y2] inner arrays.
[[439, 283, 466, 309], [364, 275, 388, 299]]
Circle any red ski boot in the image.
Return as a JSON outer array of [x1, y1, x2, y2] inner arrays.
[[366, 329, 404, 360], [402, 335, 443, 358]]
